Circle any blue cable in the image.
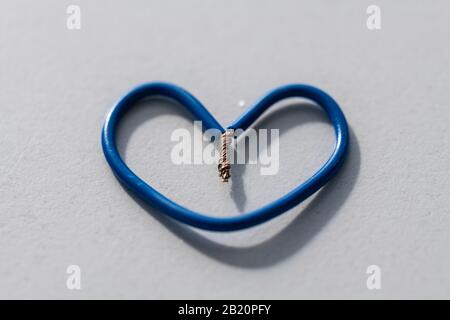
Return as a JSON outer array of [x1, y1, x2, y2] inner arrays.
[[102, 82, 349, 231]]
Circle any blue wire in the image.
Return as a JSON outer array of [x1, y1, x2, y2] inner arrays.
[[102, 82, 349, 231]]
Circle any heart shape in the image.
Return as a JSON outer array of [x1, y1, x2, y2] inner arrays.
[[102, 82, 349, 231]]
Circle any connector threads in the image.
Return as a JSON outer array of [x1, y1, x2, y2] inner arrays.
[[218, 130, 233, 182]]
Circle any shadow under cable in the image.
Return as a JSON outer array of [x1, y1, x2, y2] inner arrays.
[[116, 99, 360, 268]]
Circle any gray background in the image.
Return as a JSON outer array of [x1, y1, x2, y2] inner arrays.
[[1, 0, 449, 299]]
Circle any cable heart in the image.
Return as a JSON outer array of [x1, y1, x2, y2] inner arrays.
[[102, 82, 349, 231]]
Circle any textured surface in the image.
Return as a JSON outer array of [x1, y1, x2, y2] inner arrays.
[[1, 0, 449, 299]]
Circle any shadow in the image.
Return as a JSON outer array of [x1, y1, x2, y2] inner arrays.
[[230, 164, 247, 213], [115, 99, 360, 268]]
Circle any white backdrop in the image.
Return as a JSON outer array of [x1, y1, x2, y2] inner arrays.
[[1, 0, 449, 299]]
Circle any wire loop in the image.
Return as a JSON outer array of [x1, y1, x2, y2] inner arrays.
[[102, 82, 349, 231]]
